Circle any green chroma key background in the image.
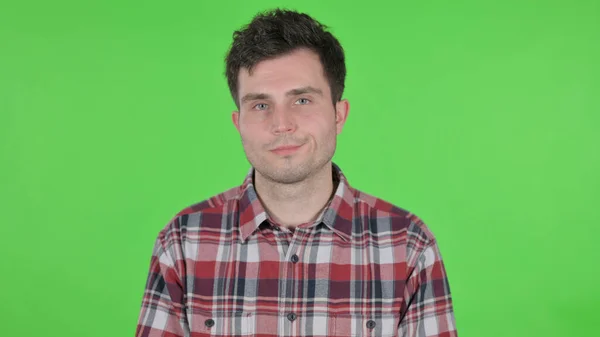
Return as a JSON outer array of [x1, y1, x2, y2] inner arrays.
[[0, 0, 598, 336]]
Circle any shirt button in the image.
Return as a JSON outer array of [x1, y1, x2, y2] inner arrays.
[[366, 320, 376, 329], [287, 313, 297, 322], [205, 318, 215, 328], [291, 254, 299, 263]]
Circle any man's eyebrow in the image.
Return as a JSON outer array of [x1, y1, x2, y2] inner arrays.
[[240, 93, 271, 104], [240, 86, 323, 104], [286, 86, 323, 96]]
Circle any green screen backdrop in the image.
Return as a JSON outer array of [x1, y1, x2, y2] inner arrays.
[[1, 1, 598, 336]]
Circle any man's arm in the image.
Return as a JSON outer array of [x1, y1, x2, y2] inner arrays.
[[399, 240, 458, 337], [136, 230, 189, 337]]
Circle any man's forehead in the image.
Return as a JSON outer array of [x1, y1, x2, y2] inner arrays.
[[239, 66, 328, 95]]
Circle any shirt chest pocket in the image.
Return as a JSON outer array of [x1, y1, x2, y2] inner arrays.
[[191, 310, 398, 336], [191, 310, 336, 336], [334, 313, 400, 337], [190, 310, 253, 336]]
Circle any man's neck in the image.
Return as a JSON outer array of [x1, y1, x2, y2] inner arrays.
[[254, 163, 335, 228]]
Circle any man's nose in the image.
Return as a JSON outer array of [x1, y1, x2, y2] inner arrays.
[[271, 107, 297, 134]]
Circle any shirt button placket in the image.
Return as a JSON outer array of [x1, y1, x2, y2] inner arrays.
[[287, 253, 299, 330], [286, 230, 302, 330]]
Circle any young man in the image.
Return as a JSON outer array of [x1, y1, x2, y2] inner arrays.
[[136, 9, 458, 337]]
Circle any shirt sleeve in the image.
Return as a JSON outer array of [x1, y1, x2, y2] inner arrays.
[[136, 230, 190, 337], [399, 240, 458, 337]]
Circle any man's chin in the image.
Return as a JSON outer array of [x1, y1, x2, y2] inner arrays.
[[255, 165, 310, 185]]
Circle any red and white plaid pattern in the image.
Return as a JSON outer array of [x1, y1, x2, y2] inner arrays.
[[136, 163, 458, 336]]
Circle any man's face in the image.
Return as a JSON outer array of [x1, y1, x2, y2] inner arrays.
[[232, 48, 349, 185]]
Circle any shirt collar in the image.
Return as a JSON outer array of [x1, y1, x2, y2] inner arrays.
[[237, 162, 355, 242]]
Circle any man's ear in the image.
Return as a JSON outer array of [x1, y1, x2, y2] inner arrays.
[[231, 110, 241, 132], [335, 99, 350, 134]]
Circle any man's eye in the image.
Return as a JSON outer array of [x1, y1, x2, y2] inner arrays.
[[254, 103, 268, 110], [295, 98, 311, 105]]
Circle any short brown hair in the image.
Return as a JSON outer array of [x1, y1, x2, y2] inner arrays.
[[225, 9, 346, 108]]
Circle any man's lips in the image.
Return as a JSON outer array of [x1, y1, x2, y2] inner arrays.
[[270, 144, 303, 155]]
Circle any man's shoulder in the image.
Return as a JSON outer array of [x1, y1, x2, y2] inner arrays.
[[175, 185, 242, 217], [353, 187, 410, 217], [159, 184, 243, 233], [352, 187, 438, 244]]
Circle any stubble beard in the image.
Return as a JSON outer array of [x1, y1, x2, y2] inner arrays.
[[245, 138, 336, 185]]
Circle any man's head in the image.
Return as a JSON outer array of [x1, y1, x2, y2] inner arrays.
[[226, 9, 349, 185]]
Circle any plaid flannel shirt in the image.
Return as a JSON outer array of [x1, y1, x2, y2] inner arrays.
[[136, 163, 458, 337]]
